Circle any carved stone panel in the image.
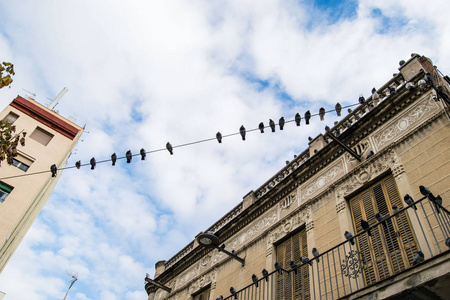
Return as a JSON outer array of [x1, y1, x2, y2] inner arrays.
[[188, 268, 218, 295], [300, 158, 346, 203], [212, 210, 278, 265], [267, 206, 312, 249], [371, 95, 440, 151], [336, 149, 399, 200]]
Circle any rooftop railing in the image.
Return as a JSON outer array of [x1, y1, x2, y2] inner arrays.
[[217, 188, 450, 300]]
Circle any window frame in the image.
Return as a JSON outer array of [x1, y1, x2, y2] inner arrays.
[[348, 174, 418, 285], [0, 181, 13, 203], [275, 226, 310, 300], [30, 126, 54, 146], [2, 111, 19, 124]]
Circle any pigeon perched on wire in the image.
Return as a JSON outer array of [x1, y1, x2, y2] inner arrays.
[[305, 111, 311, 125], [335, 103, 342, 117], [301, 256, 312, 266], [359, 95, 365, 104], [50, 164, 57, 177], [319, 107, 325, 121], [140, 148, 146, 160], [216, 296, 223, 300], [344, 231, 355, 245], [239, 125, 246, 141], [279, 117, 285, 130], [295, 113, 301, 126], [312, 247, 320, 263], [166, 142, 173, 155], [216, 132, 222, 143], [404, 194, 417, 210], [75, 160, 81, 169], [445, 237, 450, 248], [375, 212, 387, 229], [126, 150, 132, 163], [90, 157, 96, 170], [361, 219, 371, 236], [111, 153, 117, 166], [269, 119, 275, 132], [259, 122, 264, 133]]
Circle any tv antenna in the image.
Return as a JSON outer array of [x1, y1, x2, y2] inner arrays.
[[22, 88, 36, 99], [48, 87, 68, 110]]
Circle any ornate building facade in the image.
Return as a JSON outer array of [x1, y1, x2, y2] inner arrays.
[[146, 54, 450, 300], [0, 96, 83, 274]]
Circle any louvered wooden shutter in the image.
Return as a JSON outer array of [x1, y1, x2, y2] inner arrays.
[[349, 175, 418, 285], [276, 229, 310, 300]]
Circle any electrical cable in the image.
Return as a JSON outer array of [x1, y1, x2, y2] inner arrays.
[[0, 103, 360, 180]]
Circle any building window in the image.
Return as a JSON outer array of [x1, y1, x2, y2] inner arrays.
[[276, 228, 310, 300], [12, 158, 30, 172], [192, 286, 210, 300], [0, 182, 13, 203], [30, 127, 54, 146], [2, 112, 19, 124], [349, 175, 418, 285]]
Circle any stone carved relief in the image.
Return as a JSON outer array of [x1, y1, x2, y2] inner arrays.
[[212, 212, 278, 265], [346, 139, 371, 163], [280, 193, 297, 211], [301, 159, 345, 202], [372, 95, 439, 151], [336, 149, 400, 206], [267, 206, 311, 249], [188, 269, 218, 295], [177, 262, 200, 288]]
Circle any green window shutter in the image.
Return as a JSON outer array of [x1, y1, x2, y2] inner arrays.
[[0, 182, 13, 193]]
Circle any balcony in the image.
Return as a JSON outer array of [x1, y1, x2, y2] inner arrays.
[[217, 190, 450, 300]]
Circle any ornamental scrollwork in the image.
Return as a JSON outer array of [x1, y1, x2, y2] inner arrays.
[[341, 250, 366, 279]]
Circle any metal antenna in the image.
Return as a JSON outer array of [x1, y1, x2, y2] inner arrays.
[[22, 88, 36, 99], [48, 87, 68, 110]]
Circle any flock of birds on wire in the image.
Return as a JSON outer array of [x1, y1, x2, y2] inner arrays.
[[53, 102, 356, 177], [212, 185, 448, 300], [0, 100, 364, 181]]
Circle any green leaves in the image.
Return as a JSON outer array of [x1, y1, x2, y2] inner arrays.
[[0, 120, 26, 167], [0, 61, 15, 89]]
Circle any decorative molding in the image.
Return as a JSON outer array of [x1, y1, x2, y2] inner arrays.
[[336, 200, 346, 214], [346, 139, 371, 163], [279, 193, 297, 211], [301, 158, 346, 202], [371, 95, 439, 151], [165, 243, 195, 270], [336, 149, 397, 199], [188, 269, 218, 295], [267, 206, 311, 248], [220, 211, 278, 256], [177, 262, 200, 289]]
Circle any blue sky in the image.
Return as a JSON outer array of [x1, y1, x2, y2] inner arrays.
[[0, 0, 450, 299]]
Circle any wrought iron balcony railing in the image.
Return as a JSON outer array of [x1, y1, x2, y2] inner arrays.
[[217, 190, 450, 300]]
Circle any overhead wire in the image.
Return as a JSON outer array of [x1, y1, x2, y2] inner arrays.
[[0, 103, 360, 180]]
